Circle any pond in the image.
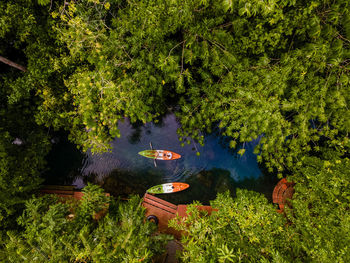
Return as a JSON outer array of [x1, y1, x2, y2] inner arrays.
[[45, 114, 278, 205]]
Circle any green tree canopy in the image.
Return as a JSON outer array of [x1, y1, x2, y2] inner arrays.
[[1, 1, 350, 261], [0, 0, 55, 230], [3, 184, 170, 262], [286, 151, 350, 262], [172, 152, 350, 262], [34, 0, 349, 172], [2, 0, 349, 170], [170, 190, 291, 262], [0, 110, 50, 230]]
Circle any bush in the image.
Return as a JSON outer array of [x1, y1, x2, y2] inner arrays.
[[3, 184, 171, 262]]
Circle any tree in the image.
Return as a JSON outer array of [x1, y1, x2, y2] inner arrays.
[[286, 152, 350, 262], [171, 151, 350, 262], [0, 0, 65, 230], [0, 72, 50, 230], [39, 0, 349, 172], [170, 190, 292, 262], [0, 119, 50, 230], [2, 0, 349, 169], [172, 0, 350, 172], [3, 184, 171, 262]]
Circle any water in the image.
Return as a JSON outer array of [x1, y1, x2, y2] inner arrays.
[[66, 114, 276, 205]]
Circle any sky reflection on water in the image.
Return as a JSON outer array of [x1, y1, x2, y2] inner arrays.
[[81, 114, 262, 181], [76, 114, 269, 204]]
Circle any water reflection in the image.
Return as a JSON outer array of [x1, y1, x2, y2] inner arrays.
[[44, 135, 84, 186], [78, 114, 266, 204]]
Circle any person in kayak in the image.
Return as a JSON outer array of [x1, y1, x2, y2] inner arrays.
[[155, 151, 172, 160], [166, 152, 172, 159]]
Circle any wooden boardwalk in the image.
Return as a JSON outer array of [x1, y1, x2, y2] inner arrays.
[[272, 178, 295, 213], [142, 193, 216, 238], [40, 185, 86, 200], [40, 185, 110, 220]]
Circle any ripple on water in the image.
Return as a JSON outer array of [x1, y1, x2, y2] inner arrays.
[[77, 114, 264, 204]]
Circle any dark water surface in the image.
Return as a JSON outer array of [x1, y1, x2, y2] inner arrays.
[[45, 114, 277, 205]]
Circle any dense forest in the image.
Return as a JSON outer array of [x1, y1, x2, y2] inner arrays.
[[0, 0, 349, 262]]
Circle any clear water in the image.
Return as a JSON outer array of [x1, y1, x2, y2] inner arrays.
[[62, 114, 277, 205]]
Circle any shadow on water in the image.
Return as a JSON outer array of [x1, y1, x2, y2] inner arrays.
[[43, 134, 85, 186], [46, 114, 278, 204], [82, 167, 277, 205], [128, 121, 143, 144], [84, 169, 163, 199], [82, 168, 237, 205], [161, 168, 236, 205], [235, 174, 280, 203]]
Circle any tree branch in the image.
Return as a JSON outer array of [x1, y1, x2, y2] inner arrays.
[[0, 56, 27, 72]]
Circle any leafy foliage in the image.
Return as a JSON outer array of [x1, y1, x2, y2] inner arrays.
[[0, 85, 50, 230], [38, 0, 349, 172], [170, 190, 291, 262], [0, 125, 50, 230], [0, 0, 72, 230], [286, 152, 350, 262], [172, 154, 350, 262], [2, 0, 350, 169], [3, 184, 170, 262], [171, 0, 350, 172], [0, 0, 55, 230], [1, 1, 350, 262]]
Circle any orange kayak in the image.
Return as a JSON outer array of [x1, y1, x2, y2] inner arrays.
[[138, 150, 181, 160], [147, 182, 190, 194]]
